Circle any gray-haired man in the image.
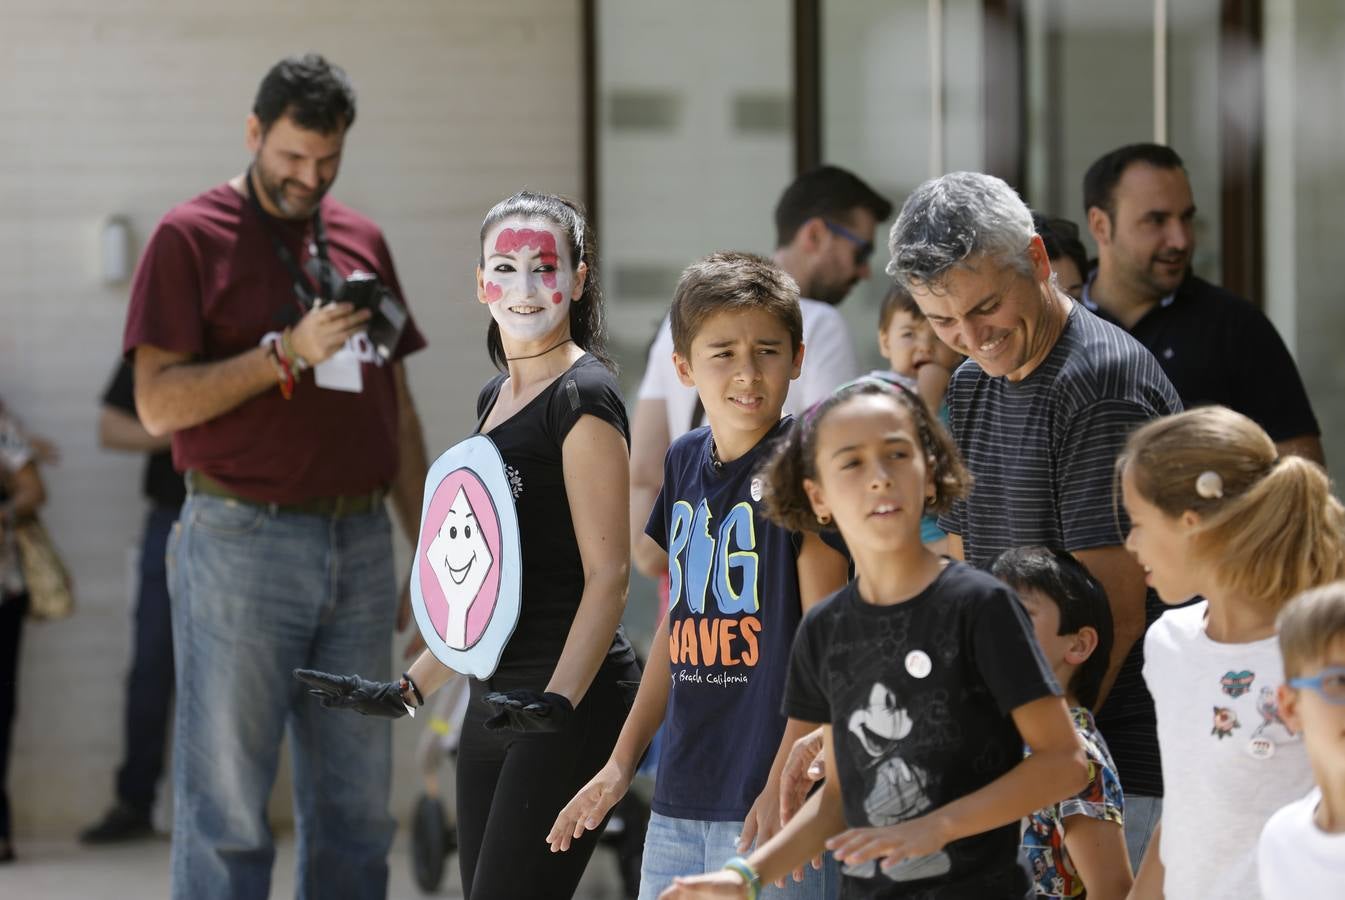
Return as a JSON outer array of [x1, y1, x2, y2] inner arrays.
[[888, 171, 1182, 866]]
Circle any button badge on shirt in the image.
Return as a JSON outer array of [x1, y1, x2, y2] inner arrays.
[[905, 650, 932, 679], [1246, 736, 1276, 760], [750, 477, 763, 502]]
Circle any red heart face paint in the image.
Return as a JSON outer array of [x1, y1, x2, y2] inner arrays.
[[494, 227, 557, 257], [481, 218, 578, 344], [494, 229, 561, 291]]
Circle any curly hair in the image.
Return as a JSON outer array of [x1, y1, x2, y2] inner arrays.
[[758, 376, 970, 534]]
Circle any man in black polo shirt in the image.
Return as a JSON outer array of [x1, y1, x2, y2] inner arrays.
[[1082, 143, 1323, 464], [81, 360, 184, 844], [888, 171, 1183, 868]]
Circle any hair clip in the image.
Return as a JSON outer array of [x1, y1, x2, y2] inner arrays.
[[801, 397, 827, 427], [1195, 470, 1223, 500]]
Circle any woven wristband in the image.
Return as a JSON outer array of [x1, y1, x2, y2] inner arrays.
[[281, 327, 310, 372], [722, 856, 760, 900]]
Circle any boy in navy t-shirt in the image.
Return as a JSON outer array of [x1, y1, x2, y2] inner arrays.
[[548, 251, 848, 898]]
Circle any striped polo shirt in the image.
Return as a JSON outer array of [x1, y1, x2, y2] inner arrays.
[[941, 300, 1182, 797]]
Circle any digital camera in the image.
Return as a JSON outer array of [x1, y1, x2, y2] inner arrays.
[[340, 271, 409, 360]]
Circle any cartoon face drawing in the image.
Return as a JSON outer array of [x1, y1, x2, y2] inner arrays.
[[848, 683, 915, 757], [1220, 670, 1255, 699], [1212, 706, 1241, 739], [418, 469, 503, 651], [427, 487, 494, 647]]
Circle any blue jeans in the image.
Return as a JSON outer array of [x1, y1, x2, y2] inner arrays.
[[117, 504, 177, 813], [1123, 794, 1162, 873], [637, 811, 837, 900], [167, 494, 397, 900]]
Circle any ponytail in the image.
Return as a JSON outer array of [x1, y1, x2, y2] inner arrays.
[[1122, 406, 1345, 611], [1197, 456, 1345, 610]]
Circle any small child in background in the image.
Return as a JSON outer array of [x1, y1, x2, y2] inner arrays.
[[1257, 582, 1345, 900], [874, 285, 964, 552], [991, 547, 1132, 900], [1119, 406, 1345, 899]]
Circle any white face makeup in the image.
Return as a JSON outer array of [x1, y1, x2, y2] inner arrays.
[[478, 218, 580, 345], [427, 487, 494, 649]]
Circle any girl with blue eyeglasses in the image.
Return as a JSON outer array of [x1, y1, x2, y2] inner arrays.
[[1258, 582, 1345, 899]]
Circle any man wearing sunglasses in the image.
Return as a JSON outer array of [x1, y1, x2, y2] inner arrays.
[[629, 166, 891, 581]]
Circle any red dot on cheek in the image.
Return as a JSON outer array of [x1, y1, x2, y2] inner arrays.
[[552, 292, 563, 305], [485, 282, 503, 302]]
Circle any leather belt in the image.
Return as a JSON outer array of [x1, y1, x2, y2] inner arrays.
[[187, 471, 385, 519]]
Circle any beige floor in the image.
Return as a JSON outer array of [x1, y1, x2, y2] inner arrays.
[[0, 831, 629, 899]]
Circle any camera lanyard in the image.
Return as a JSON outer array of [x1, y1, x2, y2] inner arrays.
[[244, 165, 333, 310]]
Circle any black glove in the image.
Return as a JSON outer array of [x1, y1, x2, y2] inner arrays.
[[482, 689, 573, 733], [294, 668, 409, 719]]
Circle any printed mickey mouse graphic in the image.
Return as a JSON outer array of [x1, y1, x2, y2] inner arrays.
[[846, 682, 952, 883]]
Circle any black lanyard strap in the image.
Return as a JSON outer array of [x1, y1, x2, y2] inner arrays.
[[245, 165, 333, 309]]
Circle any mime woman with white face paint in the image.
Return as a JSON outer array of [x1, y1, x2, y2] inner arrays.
[[298, 191, 642, 899]]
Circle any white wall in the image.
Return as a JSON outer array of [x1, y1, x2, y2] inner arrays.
[[596, 0, 793, 360], [821, 0, 985, 371], [1283, 0, 1345, 479], [0, 0, 582, 835]]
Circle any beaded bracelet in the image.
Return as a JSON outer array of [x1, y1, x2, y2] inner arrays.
[[722, 856, 760, 900]]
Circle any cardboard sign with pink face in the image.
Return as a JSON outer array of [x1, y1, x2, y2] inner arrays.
[[411, 435, 521, 678]]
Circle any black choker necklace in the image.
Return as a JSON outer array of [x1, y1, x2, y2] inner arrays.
[[505, 338, 574, 362]]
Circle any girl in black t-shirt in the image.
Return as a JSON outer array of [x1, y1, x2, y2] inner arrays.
[[296, 192, 640, 899], [662, 378, 1088, 900]]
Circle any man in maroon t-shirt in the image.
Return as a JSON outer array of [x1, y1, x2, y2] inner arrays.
[[121, 54, 428, 900]]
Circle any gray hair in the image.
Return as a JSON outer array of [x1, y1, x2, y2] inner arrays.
[[886, 172, 1036, 291]]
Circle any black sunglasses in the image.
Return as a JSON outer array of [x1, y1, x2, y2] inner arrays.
[[823, 220, 874, 267]]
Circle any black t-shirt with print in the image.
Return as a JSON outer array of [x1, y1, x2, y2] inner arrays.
[[786, 562, 1059, 900], [474, 354, 635, 675]]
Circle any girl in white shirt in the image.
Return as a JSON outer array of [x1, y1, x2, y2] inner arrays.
[[1117, 406, 1345, 899]]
